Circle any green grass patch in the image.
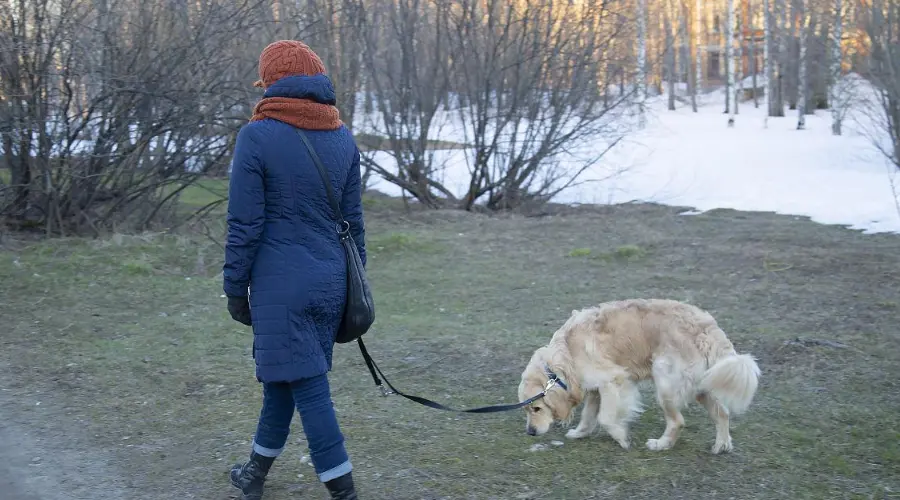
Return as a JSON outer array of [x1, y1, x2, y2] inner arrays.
[[176, 177, 228, 210], [367, 231, 442, 256], [567, 247, 592, 258], [568, 244, 648, 262], [609, 243, 647, 259]]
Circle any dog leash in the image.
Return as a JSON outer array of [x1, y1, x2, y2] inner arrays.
[[355, 338, 565, 413]]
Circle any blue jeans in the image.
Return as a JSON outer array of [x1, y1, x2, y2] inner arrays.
[[250, 373, 351, 483]]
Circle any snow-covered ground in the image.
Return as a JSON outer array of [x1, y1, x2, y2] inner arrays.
[[362, 82, 900, 235], [577, 93, 900, 234]]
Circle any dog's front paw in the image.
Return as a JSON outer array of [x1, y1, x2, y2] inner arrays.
[[606, 426, 630, 450], [711, 437, 733, 454], [565, 428, 590, 440], [645, 438, 672, 451]]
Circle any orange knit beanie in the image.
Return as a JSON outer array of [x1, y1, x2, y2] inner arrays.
[[254, 40, 326, 89]]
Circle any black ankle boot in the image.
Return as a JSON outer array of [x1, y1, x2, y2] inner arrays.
[[324, 472, 358, 499], [230, 451, 275, 500]]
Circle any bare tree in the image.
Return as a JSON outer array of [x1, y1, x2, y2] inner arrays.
[[445, 0, 634, 210], [829, 0, 844, 134], [787, 0, 798, 110], [638, 0, 649, 126], [665, 4, 677, 111], [354, 0, 456, 208], [863, 0, 900, 172], [736, 7, 743, 115], [685, 1, 698, 112], [695, 0, 703, 102], [765, 0, 775, 118], [797, 0, 810, 129], [726, 0, 735, 118], [771, 0, 787, 116], [0, 0, 266, 234], [751, 0, 760, 108]]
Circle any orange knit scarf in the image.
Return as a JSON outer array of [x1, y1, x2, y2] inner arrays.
[[250, 97, 342, 130]]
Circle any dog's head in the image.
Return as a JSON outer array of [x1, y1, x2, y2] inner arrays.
[[517, 345, 579, 436]]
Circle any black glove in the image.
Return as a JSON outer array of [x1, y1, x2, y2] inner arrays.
[[227, 295, 252, 326]]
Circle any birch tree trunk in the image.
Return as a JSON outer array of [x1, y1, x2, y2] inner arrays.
[[769, 0, 785, 116], [736, 14, 743, 114], [726, 0, 735, 118], [787, 0, 798, 110], [805, 13, 819, 114], [666, 12, 676, 110], [655, 2, 666, 96], [765, 0, 775, 117], [751, 0, 759, 108], [830, 0, 843, 135], [695, 0, 703, 99], [686, 2, 698, 112], [638, 0, 648, 126], [797, 0, 808, 129]]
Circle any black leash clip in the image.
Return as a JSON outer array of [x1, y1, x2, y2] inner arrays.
[[378, 385, 394, 397]]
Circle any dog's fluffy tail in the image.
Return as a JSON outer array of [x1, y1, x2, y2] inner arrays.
[[698, 353, 761, 415]]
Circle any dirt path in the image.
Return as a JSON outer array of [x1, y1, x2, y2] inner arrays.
[[0, 383, 131, 499], [0, 419, 60, 500]]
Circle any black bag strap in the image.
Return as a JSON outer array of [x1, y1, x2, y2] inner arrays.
[[295, 129, 346, 227]]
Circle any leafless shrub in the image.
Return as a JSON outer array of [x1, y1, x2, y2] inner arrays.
[[356, 0, 636, 211], [447, 0, 635, 210], [0, 0, 265, 235], [862, 0, 900, 172]]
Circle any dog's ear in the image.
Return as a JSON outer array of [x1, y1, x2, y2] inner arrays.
[[544, 384, 575, 424]]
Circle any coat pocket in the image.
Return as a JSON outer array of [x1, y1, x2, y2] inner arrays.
[[251, 304, 291, 365]]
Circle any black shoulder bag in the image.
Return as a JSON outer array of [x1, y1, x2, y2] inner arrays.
[[295, 129, 375, 344]]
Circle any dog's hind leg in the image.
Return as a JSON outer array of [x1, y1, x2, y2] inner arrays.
[[566, 390, 600, 439], [598, 380, 638, 449], [697, 392, 732, 454], [646, 357, 687, 451]]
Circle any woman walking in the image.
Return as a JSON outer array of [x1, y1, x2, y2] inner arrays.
[[223, 40, 366, 500]]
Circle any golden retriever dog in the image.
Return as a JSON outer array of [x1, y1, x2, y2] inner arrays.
[[517, 299, 760, 454]]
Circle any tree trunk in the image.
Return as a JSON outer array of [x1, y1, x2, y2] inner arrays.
[[787, 0, 798, 110], [696, 0, 703, 98], [638, 0, 648, 126], [726, 0, 735, 117], [806, 14, 820, 113], [773, 0, 786, 116], [765, 0, 775, 116], [750, 0, 759, 108], [830, 0, 843, 135], [797, 0, 808, 129], [736, 12, 743, 114], [666, 14, 676, 110], [686, 3, 698, 112]]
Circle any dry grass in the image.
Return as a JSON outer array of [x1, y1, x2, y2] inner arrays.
[[1, 200, 898, 499]]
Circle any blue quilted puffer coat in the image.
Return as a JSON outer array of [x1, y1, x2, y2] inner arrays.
[[223, 74, 366, 383]]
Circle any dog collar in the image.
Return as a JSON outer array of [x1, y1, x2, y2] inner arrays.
[[543, 364, 568, 392]]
